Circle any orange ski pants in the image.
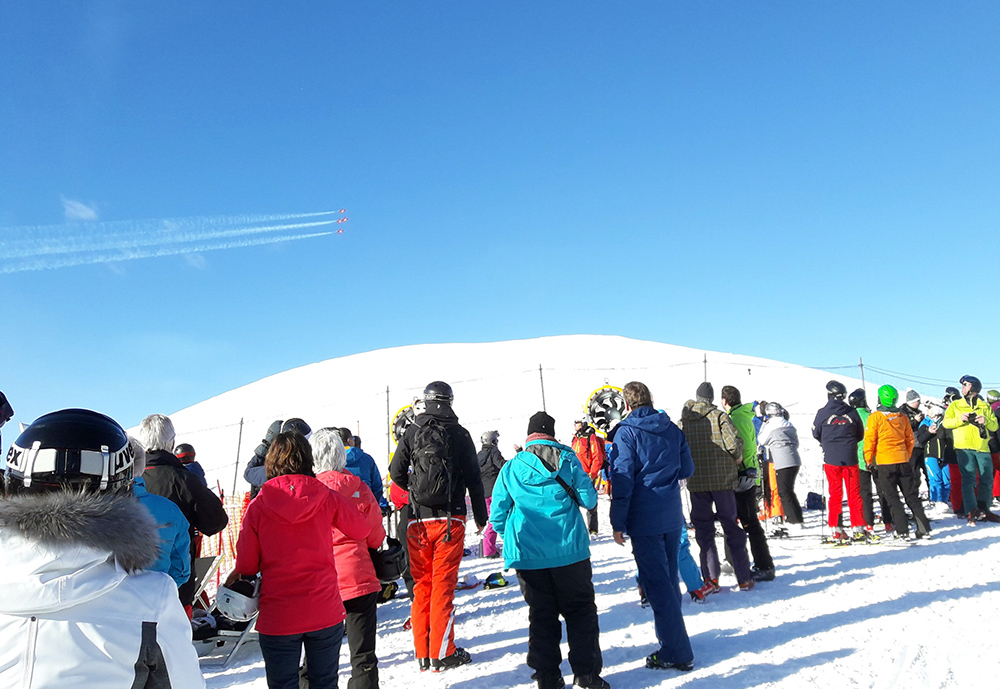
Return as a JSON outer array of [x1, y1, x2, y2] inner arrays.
[[407, 517, 466, 660]]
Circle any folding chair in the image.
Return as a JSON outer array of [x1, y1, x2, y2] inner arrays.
[[197, 613, 259, 668], [191, 555, 223, 610]]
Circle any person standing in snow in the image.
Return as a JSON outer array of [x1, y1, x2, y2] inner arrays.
[[721, 385, 775, 582], [679, 382, 754, 595], [312, 428, 386, 689], [173, 442, 208, 487], [572, 417, 606, 535], [389, 381, 488, 673], [849, 389, 891, 532], [0, 409, 206, 688], [232, 431, 370, 689], [491, 411, 609, 689], [757, 402, 804, 526], [942, 376, 1000, 524], [138, 413, 228, 613], [130, 437, 191, 589], [900, 390, 934, 492], [610, 381, 696, 673], [477, 429, 506, 558], [812, 381, 868, 542], [340, 427, 390, 515], [864, 385, 931, 540], [986, 389, 1000, 503], [244, 419, 284, 497], [922, 405, 952, 511]]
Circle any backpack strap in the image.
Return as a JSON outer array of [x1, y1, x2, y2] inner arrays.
[[553, 474, 582, 507]]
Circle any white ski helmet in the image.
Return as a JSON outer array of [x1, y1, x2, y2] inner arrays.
[[216, 579, 260, 622]]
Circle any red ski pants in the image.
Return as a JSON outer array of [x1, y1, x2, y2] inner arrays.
[[407, 517, 466, 661], [825, 464, 866, 528]]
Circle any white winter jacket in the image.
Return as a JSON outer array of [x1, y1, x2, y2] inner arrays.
[[757, 417, 802, 470], [0, 491, 206, 689]]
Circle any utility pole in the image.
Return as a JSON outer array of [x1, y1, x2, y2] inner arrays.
[[703, 353, 708, 381], [231, 417, 244, 496], [859, 357, 866, 391], [385, 386, 391, 467], [539, 364, 547, 412]]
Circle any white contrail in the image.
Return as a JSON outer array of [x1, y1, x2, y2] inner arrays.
[[0, 211, 343, 273], [0, 229, 336, 274]]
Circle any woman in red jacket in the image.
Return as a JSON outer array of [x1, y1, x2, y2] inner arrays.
[[312, 428, 387, 689], [234, 432, 370, 689]]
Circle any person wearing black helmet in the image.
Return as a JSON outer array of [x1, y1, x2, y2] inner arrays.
[[942, 376, 1000, 524], [477, 429, 506, 558], [812, 381, 868, 542], [389, 381, 488, 673], [139, 413, 229, 612], [0, 409, 206, 688], [174, 442, 208, 487]]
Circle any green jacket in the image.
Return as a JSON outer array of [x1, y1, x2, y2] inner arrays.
[[728, 403, 758, 470], [942, 395, 998, 452], [855, 407, 870, 470]]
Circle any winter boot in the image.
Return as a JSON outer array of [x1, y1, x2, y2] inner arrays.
[[751, 565, 775, 582], [574, 674, 611, 688], [532, 672, 565, 689], [692, 578, 719, 600], [431, 647, 471, 672], [738, 579, 755, 591], [646, 652, 694, 672]]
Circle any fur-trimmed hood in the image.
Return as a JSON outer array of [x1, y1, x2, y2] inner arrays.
[[0, 491, 161, 615]]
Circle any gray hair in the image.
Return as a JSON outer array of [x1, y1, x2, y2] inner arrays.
[[129, 436, 147, 476], [310, 427, 346, 474], [137, 414, 175, 453]]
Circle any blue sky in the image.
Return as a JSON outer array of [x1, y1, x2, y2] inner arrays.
[[2, 2, 998, 433]]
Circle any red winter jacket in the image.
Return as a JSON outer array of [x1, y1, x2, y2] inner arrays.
[[235, 474, 370, 635], [572, 430, 606, 479], [317, 470, 386, 601]]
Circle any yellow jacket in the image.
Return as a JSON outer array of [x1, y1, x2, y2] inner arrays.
[[863, 409, 914, 466], [942, 396, 998, 452]]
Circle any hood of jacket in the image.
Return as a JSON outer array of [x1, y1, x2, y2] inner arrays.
[[518, 438, 576, 484], [622, 405, 676, 436], [682, 399, 717, 421], [0, 491, 160, 615], [255, 474, 332, 526], [317, 469, 364, 497]]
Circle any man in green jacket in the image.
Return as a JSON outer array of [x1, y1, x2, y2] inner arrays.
[[942, 375, 1000, 525], [721, 385, 775, 582]]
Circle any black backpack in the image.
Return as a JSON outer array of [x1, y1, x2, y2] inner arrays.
[[408, 416, 453, 508]]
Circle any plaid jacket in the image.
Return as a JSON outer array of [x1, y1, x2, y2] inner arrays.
[[679, 399, 742, 492]]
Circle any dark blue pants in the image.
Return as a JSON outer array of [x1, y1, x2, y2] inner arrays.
[[690, 490, 751, 583], [631, 530, 693, 665], [259, 622, 345, 689]]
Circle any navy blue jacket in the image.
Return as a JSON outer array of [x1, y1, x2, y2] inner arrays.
[[812, 399, 865, 466], [609, 406, 695, 537]]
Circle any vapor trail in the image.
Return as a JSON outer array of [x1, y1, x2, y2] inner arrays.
[[0, 211, 341, 273]]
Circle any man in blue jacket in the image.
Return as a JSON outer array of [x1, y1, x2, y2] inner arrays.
[[339, 428, 390, 514], [610, 381, 695, 673], [490, 411, 608, 689]]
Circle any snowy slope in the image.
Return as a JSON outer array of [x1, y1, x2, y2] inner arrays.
[[203, 498, 1000, 689], [159, 335, 867, 500]]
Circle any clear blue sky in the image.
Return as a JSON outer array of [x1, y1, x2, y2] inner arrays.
[[2, 2, 998, 432]]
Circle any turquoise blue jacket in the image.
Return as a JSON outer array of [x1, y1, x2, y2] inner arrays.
[[133, 476, 191, 587], [489, 438, 597, 571]]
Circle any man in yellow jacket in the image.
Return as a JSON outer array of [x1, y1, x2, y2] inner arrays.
[[942, 375, 1000, 525], [864, 385, 931, 541]]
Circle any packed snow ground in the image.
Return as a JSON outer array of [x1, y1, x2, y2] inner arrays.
[[202, 495, 1000, 689]]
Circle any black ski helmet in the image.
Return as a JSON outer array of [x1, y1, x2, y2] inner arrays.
[[175, 442, 196, 463], [481, 430, 499, 445], [826, 380, 848, 400], [281, 418, 312, 437], [960, 375, 982, 395], [847, 388, 867, 409], [4, 408, 134, 496], [423, 381, 454, 405], [942, 387, 960, 404]]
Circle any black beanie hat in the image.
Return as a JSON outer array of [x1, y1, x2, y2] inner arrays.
[[527, 411, 556, 437], [697, 381, 714, 402]]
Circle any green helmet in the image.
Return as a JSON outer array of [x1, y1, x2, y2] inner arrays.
[[988, 390, 1000, 404], [878, 385, 899, 408]]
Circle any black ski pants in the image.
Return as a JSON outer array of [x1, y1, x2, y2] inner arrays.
[[775, 466, 804, 524], [516, 559, 602, 682], [876, 463, 931, 537], [859, 467, 891, 528], [394, 504, 415, 599], [726, 487, 774, 571], [343, 591, 379, 689]]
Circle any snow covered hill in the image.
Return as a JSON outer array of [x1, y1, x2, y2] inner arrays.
[[161, 334, 867, 500]]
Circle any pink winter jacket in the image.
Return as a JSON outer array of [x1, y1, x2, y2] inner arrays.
[[317, 470, 386, 601]]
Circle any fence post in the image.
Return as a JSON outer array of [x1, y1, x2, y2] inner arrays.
[[231, 417, 244, 496], [539, 364, 547, 412]]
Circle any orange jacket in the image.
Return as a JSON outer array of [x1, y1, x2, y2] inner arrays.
[[572, 431, 606, 478], [863, 409, 914, 466]]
